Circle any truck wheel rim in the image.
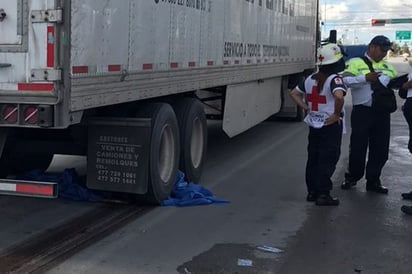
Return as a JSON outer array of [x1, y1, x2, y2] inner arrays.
[[158, 124, 176, 184], [190, 117, 204, 169]]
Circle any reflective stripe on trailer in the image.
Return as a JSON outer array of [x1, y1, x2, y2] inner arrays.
[[47, 26, 55, 68], [18, 83, 54, 91], [0, 179, 58, 198], [0, 83, 54, 92]]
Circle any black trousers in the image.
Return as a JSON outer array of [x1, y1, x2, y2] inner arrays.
[[306, 122, 342, 195], [345, 105, 390, 184], [403, 98, 412, 154]]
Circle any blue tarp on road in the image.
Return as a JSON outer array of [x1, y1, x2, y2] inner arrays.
[[18, 168, 228, 206], [161, 171, 230, 207]]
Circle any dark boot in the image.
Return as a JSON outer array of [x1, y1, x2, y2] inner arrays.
[[306, 192, 317, 202], [401, 191, 412, 200], [315, 194, 339, 206], [401, 205, 412, 215], [341, 179, 357, 190], [366, 182, 388, 194]]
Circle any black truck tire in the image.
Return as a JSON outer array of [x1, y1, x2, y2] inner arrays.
[[172, 98, 207, 183], [136, 103, 180, 204]]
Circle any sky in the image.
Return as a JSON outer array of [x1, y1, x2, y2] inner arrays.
[[320, 0, 412, 46]]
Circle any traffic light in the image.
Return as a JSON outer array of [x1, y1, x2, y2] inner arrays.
[[371, 19, 386, 26], [391, 18, 412, 24]]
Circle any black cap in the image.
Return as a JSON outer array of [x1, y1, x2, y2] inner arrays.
[[369, 35, 393, 51]]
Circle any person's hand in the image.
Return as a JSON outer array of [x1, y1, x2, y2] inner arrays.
[[402, 80, 412, 90], [324, 113, 341, 126], [365, 72, 381, 82]]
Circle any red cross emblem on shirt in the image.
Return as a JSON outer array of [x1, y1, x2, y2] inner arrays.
[[307, 86, 326, 111]]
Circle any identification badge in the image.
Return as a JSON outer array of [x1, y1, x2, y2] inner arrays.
[[304, 111, 328, 128]]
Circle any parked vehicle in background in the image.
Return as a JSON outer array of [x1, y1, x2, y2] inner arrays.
[[340, 44, 368, 62], [0, 0, 322, 203]]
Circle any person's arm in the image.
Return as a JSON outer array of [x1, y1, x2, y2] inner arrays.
[[342, 72, 366, 87], [377, 62, 398, 87], [342, 58, 380, 88], [325, 89, 344, 126], [342, 59, 367, 88], [399, 73, 412, 97], [290, 88, 309, 111], [401, 80, 412, 90], [343, 70, 382, 86]]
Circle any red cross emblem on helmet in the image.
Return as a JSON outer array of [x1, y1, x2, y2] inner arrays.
[[318, 54, 325, 62], [316, 43, 343, 65]]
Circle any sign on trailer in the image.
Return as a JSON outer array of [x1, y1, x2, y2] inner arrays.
[[87, 118, 151, 194]]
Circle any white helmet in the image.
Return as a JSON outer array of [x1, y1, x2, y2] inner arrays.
[[316, 43, 343, 65]]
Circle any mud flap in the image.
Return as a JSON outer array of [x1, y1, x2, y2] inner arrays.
[[87, 118, 151, 194], [0, 128, 7, 158], [0, 128, 11, 178]]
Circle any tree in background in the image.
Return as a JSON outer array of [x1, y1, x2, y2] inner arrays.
[[391, 42, 401, 56], [401, 43, 411, 56], [390, 42, 410, 57]]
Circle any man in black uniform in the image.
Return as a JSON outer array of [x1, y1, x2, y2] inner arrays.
[[399, 72, 412, 215], [341, 35, 398, 194]]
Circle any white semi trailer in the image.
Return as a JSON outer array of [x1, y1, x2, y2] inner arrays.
[[0, 0, 320, 203]]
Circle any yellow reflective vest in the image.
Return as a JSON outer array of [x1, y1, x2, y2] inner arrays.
[[344, 57, 397, 79]]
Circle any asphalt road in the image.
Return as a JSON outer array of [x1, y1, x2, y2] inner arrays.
[[46, 59, 412, 274]]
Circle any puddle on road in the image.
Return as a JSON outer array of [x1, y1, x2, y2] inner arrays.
[[177, 243, 283, 274]]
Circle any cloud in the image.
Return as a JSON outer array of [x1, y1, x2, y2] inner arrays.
[[321, 0, 412, 44], [320, 3, 349, 21]]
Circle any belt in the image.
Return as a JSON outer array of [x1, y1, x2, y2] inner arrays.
[[354, 104, 371, 109]]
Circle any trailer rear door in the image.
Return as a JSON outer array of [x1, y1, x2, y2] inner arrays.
[[0, 1, 22, 46], [0, 0, 61, 127]]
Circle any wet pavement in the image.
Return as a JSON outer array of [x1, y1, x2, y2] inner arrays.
[[276, 104, 412, 273], [276, 59, 412, 274]]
